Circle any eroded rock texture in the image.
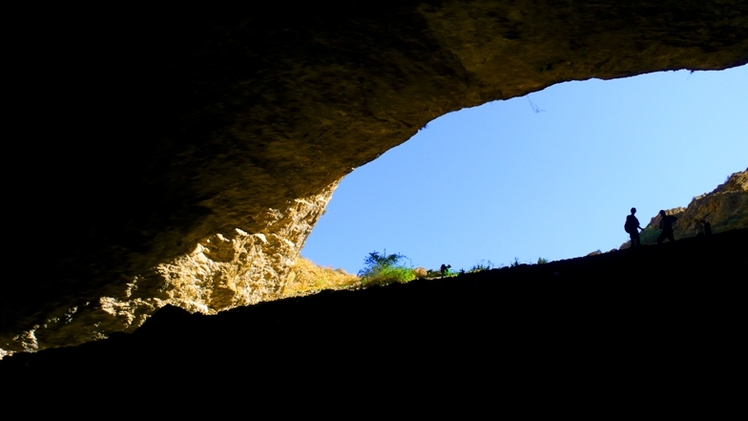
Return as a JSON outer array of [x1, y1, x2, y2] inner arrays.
[[2, 182, 337, 356], [633, 168, 748, 246], [4, 1, 748, 356]]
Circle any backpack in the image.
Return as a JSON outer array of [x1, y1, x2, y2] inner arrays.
[[624, 215, 636, 233]]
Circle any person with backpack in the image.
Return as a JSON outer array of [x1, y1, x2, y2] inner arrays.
[[657, 210, 678, 244], [440, 264, 451, 276], [625, 207, 644, 247]]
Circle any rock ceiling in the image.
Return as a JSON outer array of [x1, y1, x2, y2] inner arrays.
[[3, 1, 747, 356]]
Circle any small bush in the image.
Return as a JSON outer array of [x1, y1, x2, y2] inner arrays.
[[358, 250, 415, 286], [640, 227, 659, 244], [537, 257, 548, 264], [361, 265, 415, 286]]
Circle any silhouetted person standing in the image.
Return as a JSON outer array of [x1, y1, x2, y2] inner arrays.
[[703, 219, 712, 236], [657, 210, 677, 244], [440, 264, 451, 276], [693, 219, 704, 236], [625, 207, 644, 247], [693, 217, 711, 237]]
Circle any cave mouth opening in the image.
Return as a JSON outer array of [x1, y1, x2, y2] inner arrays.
[[302, 66, 748, 275]]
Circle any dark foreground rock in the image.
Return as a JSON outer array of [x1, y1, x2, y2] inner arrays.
[[3, 229, 746, 396], [6, 1, 748, 355]]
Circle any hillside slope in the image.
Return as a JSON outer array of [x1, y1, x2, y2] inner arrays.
[[4, 228, 746, 389], [624, 168, 747, 248]]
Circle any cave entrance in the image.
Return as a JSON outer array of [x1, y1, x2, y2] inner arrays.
[[302, 66, 748, 275]]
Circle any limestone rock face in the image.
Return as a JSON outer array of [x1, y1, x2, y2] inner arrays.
[[657, 168, 748, 239], [4, 1, 748, 356], [621, 168, 748, 249], [2, 181, 339, 356]]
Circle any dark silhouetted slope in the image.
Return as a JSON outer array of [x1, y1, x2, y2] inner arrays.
[[3, 229, 746, 393]]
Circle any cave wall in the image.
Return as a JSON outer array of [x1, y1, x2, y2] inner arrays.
[[4, 1, 747, 356]]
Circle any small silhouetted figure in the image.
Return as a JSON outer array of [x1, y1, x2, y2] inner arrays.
[[703, 220, 712, 236], [693, 219, 704, 236], [657, 210, 677, 244], [440, 264, 451, 276], [625, 207, 644, 247]]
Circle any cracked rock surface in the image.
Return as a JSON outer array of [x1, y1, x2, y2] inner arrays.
[[3, 1, 747, 356]]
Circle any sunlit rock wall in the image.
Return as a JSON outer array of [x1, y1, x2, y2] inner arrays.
[[2, 181, 338, 356], [4, 0, 748, 357], [645, 169, 748, 240], [617, 168, 747, 251]]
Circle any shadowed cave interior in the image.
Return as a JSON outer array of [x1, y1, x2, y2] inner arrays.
[[2, 1, 747, 367]]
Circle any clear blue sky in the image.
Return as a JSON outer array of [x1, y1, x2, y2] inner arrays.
[[301, 65, 748, 275]]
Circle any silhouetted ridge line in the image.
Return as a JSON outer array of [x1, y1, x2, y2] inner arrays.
[[2, 229, 746, 383]]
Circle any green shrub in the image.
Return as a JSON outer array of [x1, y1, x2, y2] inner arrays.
[[537, 257, 548, 264], [640, 227, 659, 244], [361, 265, 415, 286], [358, 250, 415, 286]]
